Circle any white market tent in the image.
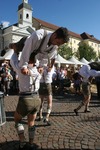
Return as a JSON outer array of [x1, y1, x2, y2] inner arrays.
[[80, 57, 89, 64], [0, 49, 14, 60], [55, 54, 74, 64], [68, 56, 85, 65], [90, 59, 94, 62]]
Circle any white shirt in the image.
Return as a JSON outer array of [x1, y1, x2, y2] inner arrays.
[[10, 53, 41, 92], [79, 64, 100, 82], [40, 66, 54, 83], [19, 29, 58, 68]]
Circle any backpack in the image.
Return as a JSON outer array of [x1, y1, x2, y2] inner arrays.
[[89, 62, 100, 71]]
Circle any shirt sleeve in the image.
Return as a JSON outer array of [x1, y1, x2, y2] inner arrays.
[[10, 53, 20, 73], [79, 64, 100, 78], [79, 65, 90, 79]]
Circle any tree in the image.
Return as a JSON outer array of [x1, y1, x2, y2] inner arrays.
[[58, 43, 73, 59], [76, 41, 97, 61]]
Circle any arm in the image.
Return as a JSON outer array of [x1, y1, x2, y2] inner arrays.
[[10, 53, 20, 73], [79, 64, 100, 79], [19, 29, 46, 74]]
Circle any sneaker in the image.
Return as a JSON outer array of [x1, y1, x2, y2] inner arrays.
[[37, 117, 43, 121], [43, 119, 51, 126], [84, 109, 91, 113], [74, 109, 79, 116]]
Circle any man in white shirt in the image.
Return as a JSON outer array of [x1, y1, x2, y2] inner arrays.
[[74, 63, 100, 116], [10, 27, 69, 74], [38, 65, 54, 125], [10, 53, 42, 150]]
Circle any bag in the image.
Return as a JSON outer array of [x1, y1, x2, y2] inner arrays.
[[89, 62, 100, 71], [9, 30, 47, 63], [9, 36, 27, 54], [15, 36, 28, 52]]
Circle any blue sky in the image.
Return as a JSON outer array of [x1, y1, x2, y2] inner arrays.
[[0, 0, 100, 39]]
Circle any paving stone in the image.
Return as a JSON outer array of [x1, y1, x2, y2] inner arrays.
[[0, 94, 100, 150]]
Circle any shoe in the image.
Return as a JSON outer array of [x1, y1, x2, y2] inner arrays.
[[18, 145, 26, 150], [84, 109, 91, 113], [29, 147, 36, 150], [29, 144, 36, 150], [18, 144, 28, 150], [74, 109, 79, 116], [37, 117, 43, 121], [43, 119, 51, 126]]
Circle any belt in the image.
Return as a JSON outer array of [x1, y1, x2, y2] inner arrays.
[[19, 91, 38, 96]]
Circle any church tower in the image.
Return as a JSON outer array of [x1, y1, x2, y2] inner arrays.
[[18, 0, 33, 27]]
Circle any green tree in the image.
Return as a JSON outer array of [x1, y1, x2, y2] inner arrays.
[[58, 43, 73, 59], [76, 41, 97, 61]]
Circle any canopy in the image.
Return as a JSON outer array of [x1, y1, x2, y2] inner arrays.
[[0, 49, 14, 60], [55, 54, 74, 64], [80, 57, 89, 64], [68, 56, 85, 65]]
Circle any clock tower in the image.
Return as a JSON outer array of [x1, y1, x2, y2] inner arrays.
[[18, 0, 32, 27]]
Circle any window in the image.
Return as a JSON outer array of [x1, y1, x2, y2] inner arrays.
[[26, 14, 29, 19]]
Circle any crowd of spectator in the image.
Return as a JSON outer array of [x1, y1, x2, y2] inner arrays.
[[0, 60, 19, 96], [0, 60, 100, 98]]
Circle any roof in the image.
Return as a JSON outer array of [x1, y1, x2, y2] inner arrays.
[[18, 3, 32, 11], [68, 30, 82, 40], [33, 17, 59, 31], [81, 32, 100, 43]]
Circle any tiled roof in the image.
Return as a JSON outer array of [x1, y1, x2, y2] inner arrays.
[[68, 30, 82, 39], [81, 32, 100, 43], [33, 17, 59, 30]]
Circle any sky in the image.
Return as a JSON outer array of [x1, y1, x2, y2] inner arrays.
[[0, 0, 100, 39]]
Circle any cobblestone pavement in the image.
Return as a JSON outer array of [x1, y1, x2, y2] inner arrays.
[[0, 93, 100, 150]]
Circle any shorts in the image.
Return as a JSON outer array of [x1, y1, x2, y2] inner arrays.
[[16, 94, 41, 117], [82, 82, 91, 96], [38, 83, 52, 96]]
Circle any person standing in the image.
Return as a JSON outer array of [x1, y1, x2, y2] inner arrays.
[[38, 65, 54, 125], [10, 53, 42, 150], [74, 64, 100, 116]]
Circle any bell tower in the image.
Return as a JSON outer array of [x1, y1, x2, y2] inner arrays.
[[23, 0, 28, 3], [18, 0, 33, 27]]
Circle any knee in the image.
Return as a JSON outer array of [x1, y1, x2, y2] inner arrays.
[[15, 122, 24, 135]]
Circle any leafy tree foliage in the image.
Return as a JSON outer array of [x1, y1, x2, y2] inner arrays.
[[76, 41, 97, 61], [58, 43, 73, 59]]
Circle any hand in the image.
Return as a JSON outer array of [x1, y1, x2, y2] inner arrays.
[[48, 67, 52, 72], [21, 68, 29, 75], [38, 67, 44, 74]]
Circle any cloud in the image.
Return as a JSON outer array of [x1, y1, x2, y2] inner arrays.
[[1, 21, 10, 28]]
